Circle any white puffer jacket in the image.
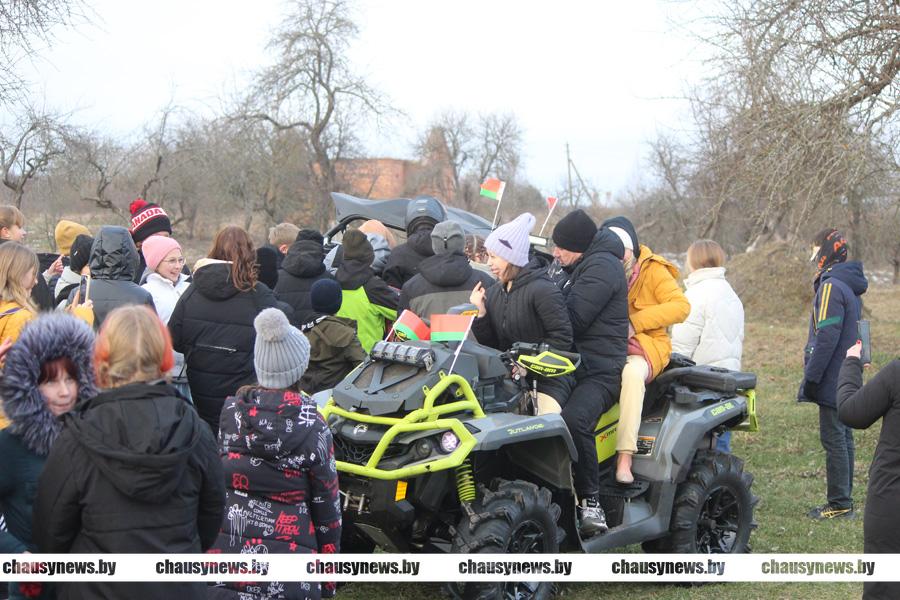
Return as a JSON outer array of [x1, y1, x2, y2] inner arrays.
[[671, 267, 744, 370], [143, 272, 191, 377]]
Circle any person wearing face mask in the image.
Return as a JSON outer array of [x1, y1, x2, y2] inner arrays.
[[0, 313, 96, 600], [600, 216, 690, 486], [141, 235, 192, 400]]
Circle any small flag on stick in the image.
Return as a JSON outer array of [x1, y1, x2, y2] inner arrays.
[[539, 196, 561, 237], [480, 178, 506, 202], [430, 314, 474, 342], [392, 310, 431, 341]]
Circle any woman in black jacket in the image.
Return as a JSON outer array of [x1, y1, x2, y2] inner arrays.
[[838, 342, 900, 600], [169, 226, 282, 431], [470, 213, 573, 407], [33, 305, 225, 600]]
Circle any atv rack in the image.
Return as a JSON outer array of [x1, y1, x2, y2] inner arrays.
[[320, 373, 486, 480]]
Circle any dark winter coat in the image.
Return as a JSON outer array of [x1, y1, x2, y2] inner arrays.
[[838, 357, 900, 600], [300, 315, 366, 394], [559, 228, 629, 385], [382, 229, 434, 288], [472, 257, 574, 402], [209, 387, 341, 600], [33, 381, 225, 600], [798, 261, 868, 408], [79, 226, 156, 327], [0, 314, 96, 600], [169, 261, 282, 431], [275, 238, 335, 327], [398, 252, 495, 318], [335, 257, 398, 352]]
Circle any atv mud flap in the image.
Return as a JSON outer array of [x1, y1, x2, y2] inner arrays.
[[339, 474, 416, 553]]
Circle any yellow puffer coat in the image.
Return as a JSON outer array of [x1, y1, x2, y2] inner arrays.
[[629, 246, 691, 378], [0, 300, 35, 429]]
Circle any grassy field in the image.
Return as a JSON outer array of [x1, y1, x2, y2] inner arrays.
[[335, 286, 900, 600]]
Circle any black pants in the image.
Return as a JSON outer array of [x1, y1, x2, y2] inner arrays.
[[558, 375, 618, 498]]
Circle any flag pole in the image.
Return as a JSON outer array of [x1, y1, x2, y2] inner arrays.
[[539, 197, 559, 237], [489, 182, 506, 230], [447, 316, 475, 376]]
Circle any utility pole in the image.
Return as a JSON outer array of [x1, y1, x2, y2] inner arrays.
[[566, 142, 573, 207]]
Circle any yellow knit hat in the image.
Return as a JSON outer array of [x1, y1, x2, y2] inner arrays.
[[54, 220, 91, 256]]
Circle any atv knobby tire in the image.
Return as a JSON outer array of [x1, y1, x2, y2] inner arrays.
[[643, 449, 756, 554], [447, 479, 563, 600]]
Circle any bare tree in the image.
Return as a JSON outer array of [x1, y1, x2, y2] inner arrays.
[[0, 0, 85, 103], [60, 129, 129, 215], [237, 0, 387, 229], [0, 108, 64, 207]]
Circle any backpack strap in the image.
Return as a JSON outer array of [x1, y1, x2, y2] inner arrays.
[[0, 306, 23, 318]]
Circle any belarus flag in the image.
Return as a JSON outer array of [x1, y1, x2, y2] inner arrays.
[[430, 314, 475, 342], [480, 178, 506, 201]]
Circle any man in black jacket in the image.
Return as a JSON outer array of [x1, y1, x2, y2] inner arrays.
[[551, 209, 630, 537], [274, 229, 335, 326], [399, 220, 494, 317], [382, 196, 447, 288]]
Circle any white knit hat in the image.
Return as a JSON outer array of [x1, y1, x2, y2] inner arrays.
[[253, 308, 310, 389], [485, 213, 535, 267]]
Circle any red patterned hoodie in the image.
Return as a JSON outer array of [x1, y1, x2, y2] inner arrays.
[[209, 387, 341, 600]]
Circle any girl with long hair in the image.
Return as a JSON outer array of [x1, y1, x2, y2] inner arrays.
[[169, 225, 282, 430]]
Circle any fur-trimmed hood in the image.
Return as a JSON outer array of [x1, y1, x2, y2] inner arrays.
[[0, 313, 97, 455]]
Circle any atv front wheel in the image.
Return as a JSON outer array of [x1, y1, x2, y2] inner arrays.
[[448, 479, 562, 600], [653, 449, 756, 554]]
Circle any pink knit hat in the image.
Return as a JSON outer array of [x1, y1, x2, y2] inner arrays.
[[142, 235, 182, 272]]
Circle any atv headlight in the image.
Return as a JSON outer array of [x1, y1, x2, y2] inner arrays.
[[415, 438, 434, 459], [439, 431, 460, 454]]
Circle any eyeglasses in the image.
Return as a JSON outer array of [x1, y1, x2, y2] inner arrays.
[[162, 257, 186, 266]]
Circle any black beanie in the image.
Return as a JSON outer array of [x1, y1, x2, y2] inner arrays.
[[552, 209, 597, 252], [601, 216, 639, 254], [296, 229, 324, 245], [342, 229, 375, 264], [311, 278, 343, 315], [255, 247, 279, 289], [69, 234, 94, 273]]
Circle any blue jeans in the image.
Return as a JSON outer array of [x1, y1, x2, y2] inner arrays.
[[819, 405, 854, 508], [716, 430, 732, 453]]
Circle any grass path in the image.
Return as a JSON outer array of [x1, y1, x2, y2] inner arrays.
[[337, 286, 900, 600]]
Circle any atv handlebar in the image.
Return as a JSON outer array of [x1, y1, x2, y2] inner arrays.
[[509, 342, 581, 365]]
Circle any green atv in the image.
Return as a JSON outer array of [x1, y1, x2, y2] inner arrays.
[[318, 331, 759, 599]]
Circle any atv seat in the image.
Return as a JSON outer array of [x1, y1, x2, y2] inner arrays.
[[643, 354, 756, 414]]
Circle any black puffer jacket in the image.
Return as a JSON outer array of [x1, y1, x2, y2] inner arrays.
[[560, 228, 629, 384], [275, 238, 335, 326], [33, 381, 225, 600], [399, 252, 494, 317], [382, 228, 434, 288], [81, 226, 156, 327], [472, 257, 573, 352], [169, 261, 281, 430]]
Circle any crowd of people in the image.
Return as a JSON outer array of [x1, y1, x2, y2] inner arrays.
[[0, 194, 894, 600]]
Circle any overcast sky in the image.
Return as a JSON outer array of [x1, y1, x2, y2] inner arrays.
[[20, 0, 704, 197]]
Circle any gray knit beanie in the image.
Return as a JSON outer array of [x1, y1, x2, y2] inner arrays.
[[431, 220, 466, 256], [253, 308, 311, 389]]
